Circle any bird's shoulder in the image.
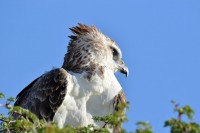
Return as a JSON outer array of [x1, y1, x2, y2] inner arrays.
[[14, 68, 71, 121]]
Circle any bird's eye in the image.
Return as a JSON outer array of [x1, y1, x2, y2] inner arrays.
[[111, 47, 119, 60]]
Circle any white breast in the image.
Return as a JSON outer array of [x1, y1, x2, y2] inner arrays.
[[53, 69, 122, 128]]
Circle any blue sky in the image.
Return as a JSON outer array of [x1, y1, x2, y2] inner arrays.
[[0, 0, 200, 132]]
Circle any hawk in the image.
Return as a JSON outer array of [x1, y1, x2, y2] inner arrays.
[[14, 23, 128, 132]]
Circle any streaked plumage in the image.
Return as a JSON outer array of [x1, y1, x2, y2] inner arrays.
[[14, 23, 128, 132]]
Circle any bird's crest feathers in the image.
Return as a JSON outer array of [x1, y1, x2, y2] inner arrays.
[[68, 23, 98, 40]]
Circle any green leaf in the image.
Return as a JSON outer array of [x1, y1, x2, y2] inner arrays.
[[135, 121, 153, 133], [183, 105, 194, 120], [0, 93, 5, 99], [7, 97, 15, 102]]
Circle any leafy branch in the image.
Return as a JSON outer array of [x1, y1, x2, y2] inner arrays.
[[0, 92, 128, 133], [164, 100, 200, 133], [1, 92, 200, 133]]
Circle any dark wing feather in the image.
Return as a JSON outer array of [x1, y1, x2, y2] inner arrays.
[[113, 90, 127, 133], [14, 68, 69, 121], [113, 90, 126, 111]]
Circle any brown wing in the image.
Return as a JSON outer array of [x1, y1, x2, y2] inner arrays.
[[113, 90, 127, 133], [14, 68, 69, 121]]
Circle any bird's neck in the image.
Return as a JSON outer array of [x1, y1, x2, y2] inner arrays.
[[69, 67, 122, 98], [63, 61, 113, 81]]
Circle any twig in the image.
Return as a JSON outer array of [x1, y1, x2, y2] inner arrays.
[[0, 118, 8, 123], [102, 122, 108, 128], [0, 104, 6, 107]]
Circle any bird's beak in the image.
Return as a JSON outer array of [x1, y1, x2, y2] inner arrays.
[[118, 60, 129, 77]]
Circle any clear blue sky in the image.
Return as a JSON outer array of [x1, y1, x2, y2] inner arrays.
[[0, 1, 200, 132]]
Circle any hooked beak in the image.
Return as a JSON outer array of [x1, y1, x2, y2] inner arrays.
[[118, 60, 129, 77]]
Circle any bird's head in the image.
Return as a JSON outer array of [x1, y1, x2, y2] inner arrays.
[[63, 23, 128, 77]]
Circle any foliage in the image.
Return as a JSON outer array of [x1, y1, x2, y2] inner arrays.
[[93, 101, 128, 132], [0, 92, 128, 133], [1, 93, 200, 133], [164, 101, 200, 133], [132, 121, 153, 133]]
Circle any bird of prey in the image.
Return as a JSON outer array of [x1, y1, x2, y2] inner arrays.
[[14, 23, 128, 132]]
